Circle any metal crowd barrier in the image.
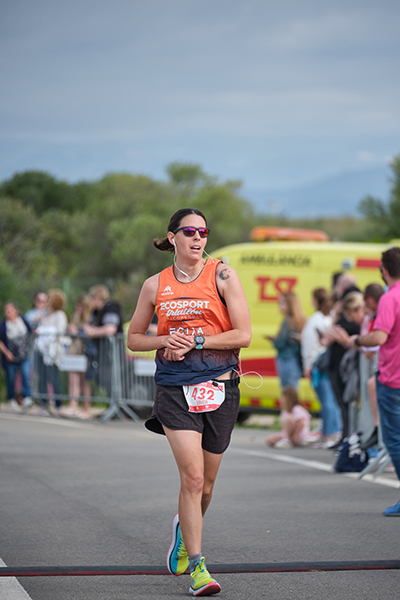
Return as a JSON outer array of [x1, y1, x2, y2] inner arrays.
[[31, 332, 156, 421]]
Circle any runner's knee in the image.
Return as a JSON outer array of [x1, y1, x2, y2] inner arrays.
[[181, 470, 204, 496]]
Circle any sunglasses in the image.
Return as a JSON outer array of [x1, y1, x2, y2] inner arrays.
[[173, 226, 210, 238]]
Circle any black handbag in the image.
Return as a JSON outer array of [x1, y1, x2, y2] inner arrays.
[[314, 347, 331, 372]]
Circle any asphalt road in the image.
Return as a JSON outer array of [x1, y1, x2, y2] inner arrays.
[[0, 411, 399, 600]]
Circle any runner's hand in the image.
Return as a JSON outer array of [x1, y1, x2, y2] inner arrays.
[[164, 346, 192, 361], [164, 332, 193, 350]]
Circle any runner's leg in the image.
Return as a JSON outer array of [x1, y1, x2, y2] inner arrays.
[[202, 450, 224, 515], [163, 427, 204, 557]]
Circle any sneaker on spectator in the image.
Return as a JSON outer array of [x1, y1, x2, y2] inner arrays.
[[383, 500, 400, 517], [75, 409, 92, 420], [48, 405, 61, 417], [22, 397, 33, 409], [59, 406, 77, 418], [167, 514, 189, 576], [189, 557, 221, 596], [29, 406, 50, 417], [8, 399, 20, 411], [275, 437, 293, 449], [316, 432, 342, 449]]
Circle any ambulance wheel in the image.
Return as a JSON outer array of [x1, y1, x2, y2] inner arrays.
[[236, 411, 250, 425]]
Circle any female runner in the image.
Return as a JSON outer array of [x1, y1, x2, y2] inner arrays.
[[127, 208, 251, 596]]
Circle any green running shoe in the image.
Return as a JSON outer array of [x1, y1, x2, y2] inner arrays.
[[167, 514, 189, 576], [189, 557, 221, 596]]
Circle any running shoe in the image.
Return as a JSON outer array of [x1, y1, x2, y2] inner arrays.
[[383, 499, 400, 516], [189, 557, 221, 596], [167, 514, 189, 575]]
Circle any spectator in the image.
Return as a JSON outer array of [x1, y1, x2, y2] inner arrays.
[[268, 291, 306, 389], [24, 292, 48, 330], [359, 284, 384, 451], [35, 289, 68, 414], [331, 273, 361, 322], [266, 386, 311, 448], [84, 285, 122, 396], [85, 285, 122, 338], [327, 290, 361, 444], [301, 288, 342, 447], [59, 295, 92, 420], [336, 292, 365, 408], [0, 302, 33, 411], [347, 248, 400, 516], [337, 273, 361, 300]]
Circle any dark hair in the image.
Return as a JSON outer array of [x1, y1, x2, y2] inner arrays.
[[364, 283, 384, 303], [153, 208, 207, 252], [381, 247, 400, 279], [332, 272, 342, 287], [312, 287, 332, 316]]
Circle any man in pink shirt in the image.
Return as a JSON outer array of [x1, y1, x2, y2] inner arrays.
[[349, 247, 400, 516]]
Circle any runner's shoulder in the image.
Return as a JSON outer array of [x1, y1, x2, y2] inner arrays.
[[141, 273, 160, 302], [216, 262, 238, 282]]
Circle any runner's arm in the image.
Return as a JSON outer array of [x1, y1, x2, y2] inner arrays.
[[127, 275, 193, 352]]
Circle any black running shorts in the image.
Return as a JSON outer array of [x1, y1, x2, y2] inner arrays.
[[145, 379, 240, 454]]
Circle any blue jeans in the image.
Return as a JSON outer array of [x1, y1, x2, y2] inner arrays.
[[5, 360, 31, 400], [37, 352, 62, 408], [276, 357, 302, 389], [376, 379, 400, 481], [313, 370, 342, 436]]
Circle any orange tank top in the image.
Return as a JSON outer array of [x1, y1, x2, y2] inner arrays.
[[155, 259, 239, 385]]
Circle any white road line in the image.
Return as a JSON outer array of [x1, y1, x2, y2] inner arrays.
[[0, 558, 33, 599], [231, 448, 400, 489]]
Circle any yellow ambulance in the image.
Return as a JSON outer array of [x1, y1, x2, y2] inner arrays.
[[213, 227, 391, 417]]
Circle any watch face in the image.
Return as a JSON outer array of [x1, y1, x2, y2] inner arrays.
[[194, 335, 205, 345]]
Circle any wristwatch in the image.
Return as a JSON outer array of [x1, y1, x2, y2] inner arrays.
[[354, 336, 361, 347], [194, 335, 205, 350]]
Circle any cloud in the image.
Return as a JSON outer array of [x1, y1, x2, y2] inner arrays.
[[1, 0, 399, 191]]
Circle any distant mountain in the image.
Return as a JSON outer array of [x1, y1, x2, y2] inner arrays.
[[244, 165, 392, 217]]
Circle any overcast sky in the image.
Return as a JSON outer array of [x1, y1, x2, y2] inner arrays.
[[1, 0, 399, 202]]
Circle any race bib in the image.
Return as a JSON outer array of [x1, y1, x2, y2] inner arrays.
[[183, 380, 225, 413]]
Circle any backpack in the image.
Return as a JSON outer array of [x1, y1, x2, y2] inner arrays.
[[333, 432, 368, 473]]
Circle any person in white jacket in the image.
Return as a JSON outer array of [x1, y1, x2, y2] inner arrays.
[[301, 288, 342, 447], [35, 289, 68, 414]]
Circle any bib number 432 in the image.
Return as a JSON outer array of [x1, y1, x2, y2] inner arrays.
[[183, 380, 225, 413]]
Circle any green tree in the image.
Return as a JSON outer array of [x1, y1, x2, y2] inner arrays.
[[0, 170, 92, 214], [0, 251, 22, 308], [81, 173, 177, 279], [358, 156, 400, 241]]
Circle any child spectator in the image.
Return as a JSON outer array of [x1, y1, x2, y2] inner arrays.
[[266, 386, 311, 449]]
